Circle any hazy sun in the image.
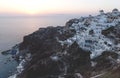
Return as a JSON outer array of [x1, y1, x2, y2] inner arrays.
[[0, 0, 120, 16]]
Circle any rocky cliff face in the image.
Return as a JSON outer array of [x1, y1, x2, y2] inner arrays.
[[12, 9, 120, 78], [18, 26, 91, 78]]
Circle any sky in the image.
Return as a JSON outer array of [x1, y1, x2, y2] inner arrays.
[[0, 0, 120, 16]]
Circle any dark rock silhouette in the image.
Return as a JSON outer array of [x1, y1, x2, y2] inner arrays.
[[18, 26, 91, 78], [12, 9, 120, 78]]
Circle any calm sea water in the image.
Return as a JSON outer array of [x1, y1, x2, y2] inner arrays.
[[0, 55, 18, 78], [0, 16, 78, 52]]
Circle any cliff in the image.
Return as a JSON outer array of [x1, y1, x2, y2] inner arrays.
[[9, 9, 120, 78]]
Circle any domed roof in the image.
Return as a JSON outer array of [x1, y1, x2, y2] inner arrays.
[[99, 10, 104, 12], [99, 10, 104, 15], [112, 8, 119, 12]]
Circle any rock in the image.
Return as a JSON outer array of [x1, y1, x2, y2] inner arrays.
[[92, 51, 119, 71], [18, 28, 91, 78], [12, 9, 120, 78], [1, 50, 11, 55]]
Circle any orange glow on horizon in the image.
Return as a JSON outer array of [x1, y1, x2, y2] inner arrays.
[[0, 0, 120, 16]]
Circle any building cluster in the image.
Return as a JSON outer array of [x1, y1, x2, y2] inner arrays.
[[59, 9, 120, 58]]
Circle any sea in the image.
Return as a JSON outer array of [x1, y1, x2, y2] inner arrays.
[[0, 15, 83, 78], [0, 16, 73, 51]]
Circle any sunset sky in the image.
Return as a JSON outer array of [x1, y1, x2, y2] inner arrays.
[[0, 0, 120, 16]]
